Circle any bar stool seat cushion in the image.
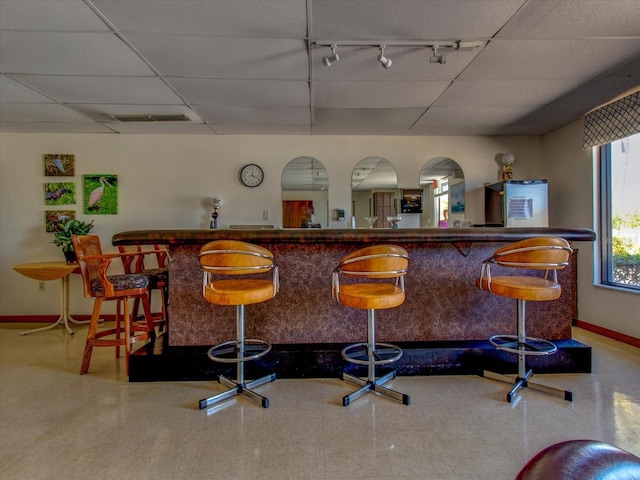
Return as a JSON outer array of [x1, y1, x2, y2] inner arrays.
[[337, 283, 405, 310], [476, 276, 561, 301], [204, 278, 276, 306]]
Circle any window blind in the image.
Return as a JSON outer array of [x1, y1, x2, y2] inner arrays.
[[583, 90, 640, 149]]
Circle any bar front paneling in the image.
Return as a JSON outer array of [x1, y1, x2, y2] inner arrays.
[[113, 228, 595, 348]]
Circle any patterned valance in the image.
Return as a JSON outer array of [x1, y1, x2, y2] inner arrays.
[[583, 90, 640, 149]]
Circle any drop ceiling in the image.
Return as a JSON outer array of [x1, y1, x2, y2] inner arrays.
[[1, 0, 639, 136]]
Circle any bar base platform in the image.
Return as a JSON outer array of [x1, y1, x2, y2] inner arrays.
[[129, 337, 591, 383]]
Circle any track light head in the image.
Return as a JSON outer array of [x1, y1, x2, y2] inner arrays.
[[429, 45, 447, 64], [322, 45, 340, 67], [377, 45, 392, 69]]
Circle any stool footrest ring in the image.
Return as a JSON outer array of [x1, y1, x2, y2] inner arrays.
[[489, 334, 557, 356], [341, 342, 403, 366], [207, 339, 272, 364]]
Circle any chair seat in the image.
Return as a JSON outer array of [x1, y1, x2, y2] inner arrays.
[[204, 278, 275, 306], [476, 275, 561, 301], [90, 273, 149, 295], [337, 283, 405, 310], [142, 267, 168, 288]]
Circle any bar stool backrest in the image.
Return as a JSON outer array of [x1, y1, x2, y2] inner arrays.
[[490, 237, 572, 271], [336, 244, 409, 280]]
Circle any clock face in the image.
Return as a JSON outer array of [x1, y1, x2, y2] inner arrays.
[[239, 164, 264, 187]]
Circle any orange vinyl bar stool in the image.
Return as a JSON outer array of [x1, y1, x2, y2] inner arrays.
[[476, 237, 574, 403], [72, 235, 155, 375], [118, 244, 169, 334], [198, 240, 279, 410], [332, 245, 410, 406]]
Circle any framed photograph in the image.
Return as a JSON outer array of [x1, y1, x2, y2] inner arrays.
[[44, 182, 76, 205], [83, 174, 118, 214], [450, 182, 465, 213], [43, 154, 75, 177], [45, 210, 75, 232]]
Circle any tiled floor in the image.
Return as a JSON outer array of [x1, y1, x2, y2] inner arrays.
[[1, 323, 639, 480]]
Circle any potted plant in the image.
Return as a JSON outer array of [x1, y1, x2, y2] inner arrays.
[[52, 219, 95, 263]]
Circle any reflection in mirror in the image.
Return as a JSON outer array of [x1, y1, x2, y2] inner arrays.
[[419, 157, 464, 228], [281, 157, 328, 228], [351, 157, 398, 229]]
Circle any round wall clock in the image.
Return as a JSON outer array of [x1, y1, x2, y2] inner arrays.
[[239, 163, 264, 188]]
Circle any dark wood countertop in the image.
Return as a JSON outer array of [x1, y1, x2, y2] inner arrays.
[[113, 227, 596, 246]]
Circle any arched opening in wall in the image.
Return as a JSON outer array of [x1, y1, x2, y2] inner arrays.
[[351, 157, 398, 229], [420, 157, 464, 228], [281, 156, 328, 228]]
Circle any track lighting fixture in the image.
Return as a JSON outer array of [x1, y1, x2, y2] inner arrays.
[[315, 39, 481, 68], [322, 45, 339, 67], [377, 45, 392, 69]]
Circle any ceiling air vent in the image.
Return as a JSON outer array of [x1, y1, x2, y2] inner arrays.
[[108, 114, 191, 122]]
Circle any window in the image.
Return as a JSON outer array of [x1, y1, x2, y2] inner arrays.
[[599, 132, 640, 290]]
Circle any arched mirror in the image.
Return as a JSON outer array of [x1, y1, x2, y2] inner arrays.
[[419, 157, 464, 228], [281, 156, 328, 228], [351, 157, 398, 228]]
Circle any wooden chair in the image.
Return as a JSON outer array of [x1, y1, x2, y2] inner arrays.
[[476, 237, 573, 403], [72, 235, 155, 375], [117, 244, 169, 334], [198, 240, 278, 410], [332, 244, 410, 406]]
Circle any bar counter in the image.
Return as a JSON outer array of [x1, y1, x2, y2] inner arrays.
[[113, 227, 596, 380]]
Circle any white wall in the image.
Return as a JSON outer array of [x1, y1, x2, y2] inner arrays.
[[0, 132, 576, 317], [541, 120, 640, 339]]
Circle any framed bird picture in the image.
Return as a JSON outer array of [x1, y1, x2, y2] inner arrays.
[[44, 154, 75, 177], [44, 182, 76, 205], [83, 174, 118, 214], [45, 210, 75, 232]]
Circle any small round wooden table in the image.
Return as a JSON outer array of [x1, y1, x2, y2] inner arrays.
[[13, 261, 84, 336]]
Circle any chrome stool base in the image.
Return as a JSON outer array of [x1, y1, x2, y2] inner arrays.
[[199, 372, 276, 410], [340, 309, 409, 406], [481, 300, 572, 403], [480, 369, 573, 403], [342, 369, 410, 406]]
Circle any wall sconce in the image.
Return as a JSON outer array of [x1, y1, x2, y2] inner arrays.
[[210, 197, 223, 229], [501, 153, 515, 180]]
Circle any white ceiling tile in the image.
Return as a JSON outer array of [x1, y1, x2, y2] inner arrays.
[[92, 0, 307, 37], [0, 122, 114, 133], [0, 103, 92, 122], [314, 80, 450, 108], [0, 0, 110, 31], [167, 78, 309, 107], [462, 38, 640, 80], [123, 34, 308, 79], [10, 76, 183, 104], [0, 75, 55, 103], [434, 79, 585, 107], [313, 107, 425, 128], [311, 0, 525, 39], [212, 124, 311, 135], [416, 106, 534, 126], [0, 32, 154, 75], [196, 106, 310, 125], [499, 0, 640, 38]]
